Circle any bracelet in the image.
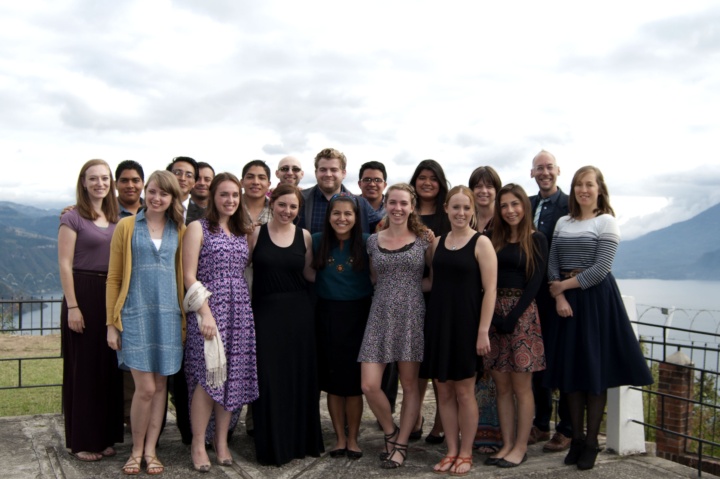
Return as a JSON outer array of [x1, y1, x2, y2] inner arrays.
[[67, 305, 79, 310]]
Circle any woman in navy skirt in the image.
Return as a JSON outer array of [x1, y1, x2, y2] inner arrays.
[[312, 192, 373, 459], [545, 166, 653, 470]]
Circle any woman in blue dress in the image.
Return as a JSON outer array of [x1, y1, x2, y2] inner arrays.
[[311, 192, 373, 459], [545, 166, 653, 470], [107, 170, 186, 475]]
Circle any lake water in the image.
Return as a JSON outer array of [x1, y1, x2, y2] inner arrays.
[[616, 279, 720, 371], [617, 279, 720, 312], [9, 279, 720, 350]]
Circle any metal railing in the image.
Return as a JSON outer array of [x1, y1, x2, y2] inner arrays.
[[630, 304, 720, 477], [3, 296, 720, 476], [0, 297, 62, 391]]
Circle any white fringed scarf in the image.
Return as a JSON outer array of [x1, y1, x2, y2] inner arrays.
[[183, 281, 226, 389]]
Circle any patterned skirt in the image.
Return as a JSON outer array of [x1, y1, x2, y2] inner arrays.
[[485, 290, 546, 373]]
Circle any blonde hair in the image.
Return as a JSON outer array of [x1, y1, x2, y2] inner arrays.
[[444, 185, 477, 230], [144, 170, 185, 230]]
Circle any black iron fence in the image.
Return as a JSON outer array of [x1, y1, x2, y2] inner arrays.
[[633, 304, 720, 477], [0, 296, 62, 391]]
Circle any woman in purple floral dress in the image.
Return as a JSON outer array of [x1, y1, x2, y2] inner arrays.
[[183, 173, 259, 471]]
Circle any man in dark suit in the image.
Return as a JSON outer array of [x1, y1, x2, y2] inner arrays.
[[529, 150, 573, 452]]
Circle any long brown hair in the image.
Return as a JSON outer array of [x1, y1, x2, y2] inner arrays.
[[205, 173, 252, 236], [75, 159, 118, 223], [568, 165, 615, 219], [492, 183, 540, 279], [144, 170, 184, 230], [378, 183, 429, 239]]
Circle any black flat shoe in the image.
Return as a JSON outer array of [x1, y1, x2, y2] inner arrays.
[[483, 456, 503, 466], [329, 448, 347, 458], [346, 449, 363, 460], [409, 416, 424, 441], [496, 454, 527, 468], [577, 444, 602, 470], [425, 432, 445, 444]]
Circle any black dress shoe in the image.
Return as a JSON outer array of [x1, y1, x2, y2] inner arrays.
[[346, 449, 363, 460], [496, 454, 527, 468], [484, 456, 503, 466], [424, 432, 445, 444], [329, 448, 347, 458], [409, 416, 424, 441]]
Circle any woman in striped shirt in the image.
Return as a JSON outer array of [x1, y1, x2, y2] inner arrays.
[[544, 166, 652, 471]]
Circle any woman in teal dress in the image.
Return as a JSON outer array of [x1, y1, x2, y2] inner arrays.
[[311, 192, 373, 459], [107, 170, 186, 475]]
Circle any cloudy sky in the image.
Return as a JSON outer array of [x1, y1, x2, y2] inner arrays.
[[1, 0, 718, 239]]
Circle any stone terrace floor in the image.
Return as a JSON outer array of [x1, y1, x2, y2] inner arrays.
[[2, 391, 714, 479]]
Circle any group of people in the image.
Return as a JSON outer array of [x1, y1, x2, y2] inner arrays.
[[58, 148, 653, 476]]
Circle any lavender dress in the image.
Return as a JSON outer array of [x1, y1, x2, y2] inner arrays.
[[185, 220, 259, 426]]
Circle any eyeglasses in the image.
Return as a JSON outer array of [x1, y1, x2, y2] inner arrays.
[[172, 170, 195, 179], [279, 166, 302, 173], [361, 177, 385, 184]]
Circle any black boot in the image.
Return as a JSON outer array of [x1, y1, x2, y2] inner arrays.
[[577, 443, 601, 470], [564, 438, 585, 465]]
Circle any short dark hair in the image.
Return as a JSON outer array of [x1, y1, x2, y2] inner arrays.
[[242, 160, 270, 178], [166, 156, 199, 181], [197, 162, 215, 174], [115, 160, 144, 181], [468, 165, 502, 191], [359, 161, 387, 181]]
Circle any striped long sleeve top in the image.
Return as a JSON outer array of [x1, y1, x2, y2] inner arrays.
[[547, 214, 620, 290]]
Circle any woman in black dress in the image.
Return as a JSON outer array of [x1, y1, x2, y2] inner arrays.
[[484, 184, 547, 469], [248, 184, 323, 466], [424, 186, 497, 475], [408, 159, 450, 443]]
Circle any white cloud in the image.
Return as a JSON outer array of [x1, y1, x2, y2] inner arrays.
[[0, 0, 718, 236]]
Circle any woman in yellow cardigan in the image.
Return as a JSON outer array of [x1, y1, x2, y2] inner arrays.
[[106, 170, 186, 475]]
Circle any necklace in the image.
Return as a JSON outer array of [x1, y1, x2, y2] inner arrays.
[[147, 218, 165, 234], [447, 231, 471, 251]]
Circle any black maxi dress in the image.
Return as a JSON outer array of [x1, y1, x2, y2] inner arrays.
[[251, 224, 324, 465]]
